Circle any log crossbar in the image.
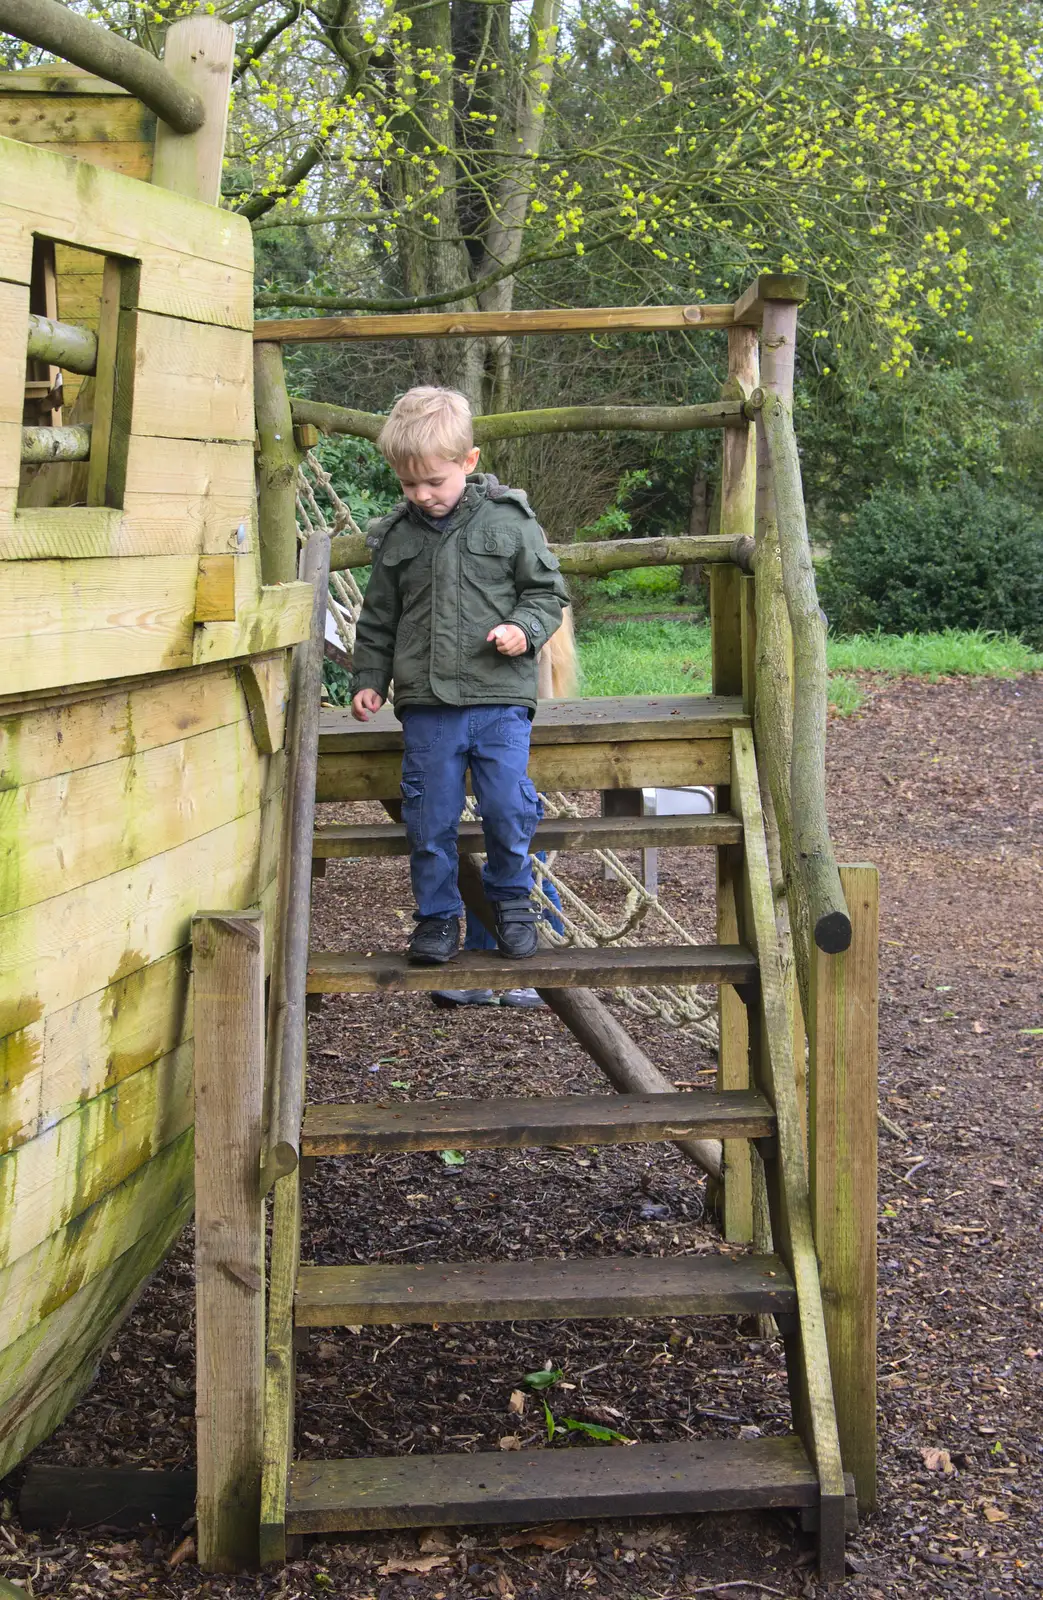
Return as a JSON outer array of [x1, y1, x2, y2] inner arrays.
[[21, 425, 92, 463], [330, 531, 754, 576], [292, 397, 747, 445], [26, 314, 99, 377]]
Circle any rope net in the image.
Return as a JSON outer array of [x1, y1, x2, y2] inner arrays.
[[298, 453, 719, 1048]]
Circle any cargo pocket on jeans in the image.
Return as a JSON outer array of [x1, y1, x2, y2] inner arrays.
[[520, 776, 543, 837], [400, 778, 425, 845]]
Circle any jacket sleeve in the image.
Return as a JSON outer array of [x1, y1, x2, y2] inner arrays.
[[349, 547, 401, 699], [506, 523, 568, 652]]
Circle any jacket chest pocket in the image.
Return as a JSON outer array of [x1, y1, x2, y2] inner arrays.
[[463, 525, 518, 604], [383, 531, 428, 602]]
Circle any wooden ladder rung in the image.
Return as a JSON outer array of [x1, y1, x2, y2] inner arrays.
[[295, 1252, 794, 1327], [286, 1435, 819, 1534], [312, 812, 743, 860], [301, 1089, 775, 1156], [306, 942, 757, 994]]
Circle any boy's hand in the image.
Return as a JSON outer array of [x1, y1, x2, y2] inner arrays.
[[351, 688, 385, 722], [487, 623, 528, 657]]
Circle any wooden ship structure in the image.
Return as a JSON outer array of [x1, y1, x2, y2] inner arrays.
[[0, 8, 878, 1585]]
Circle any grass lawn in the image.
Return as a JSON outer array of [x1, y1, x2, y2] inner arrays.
[[576, 619, 1043, 710]]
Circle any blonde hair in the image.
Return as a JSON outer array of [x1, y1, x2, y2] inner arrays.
[[538, 606, 578, 699], [378, 386, 474, 468]]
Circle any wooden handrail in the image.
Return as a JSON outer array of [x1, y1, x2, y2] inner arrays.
[[291, 397, 747, 444], [260, 532, 331, 1194], [749, 388, 851, 953], [329, 530, 754, 576], [257, 304, 734, 344]]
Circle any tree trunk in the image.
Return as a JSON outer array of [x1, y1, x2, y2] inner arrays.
[[681, 472, 709, 597]]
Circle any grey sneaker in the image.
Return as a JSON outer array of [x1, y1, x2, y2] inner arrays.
[[499, 988, 546, 1009], [430, 988, 497, 1008]]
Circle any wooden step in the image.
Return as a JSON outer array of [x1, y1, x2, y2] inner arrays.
[[286, 1435, 819, 1533], [302, 1090, 775, 1156], [306, 942, 757, 995], [317, 694, 749, 801], [295, 1252, 794, 1327], [313, 811, 743, 860]]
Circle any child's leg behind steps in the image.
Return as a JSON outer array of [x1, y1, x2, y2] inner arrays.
[[399, 707, 471, 922]]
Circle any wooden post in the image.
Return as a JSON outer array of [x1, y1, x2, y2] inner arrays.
[[255, 343, 301, 586], [192, 911, 266, 1572], [712, 325, 758, 1243], [809, 864, 879, 1511], [259, 1169, 301, 1566], [152, 16, 235, 205]]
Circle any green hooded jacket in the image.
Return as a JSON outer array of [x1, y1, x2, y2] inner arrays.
[[349, 474, 568, 714]]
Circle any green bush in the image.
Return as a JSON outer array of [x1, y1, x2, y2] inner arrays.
[[818, 480, 1043, 646]]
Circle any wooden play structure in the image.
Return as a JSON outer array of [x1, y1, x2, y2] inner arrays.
[[0, 9, 877, 1587]]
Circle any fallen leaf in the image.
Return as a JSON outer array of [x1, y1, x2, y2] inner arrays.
[[495, 1573, 516, 1598], [167, 1535, 196, 1569], [982, 1504, 1008, 1523], [377, 1554, 450, 1575], [921, 1447, 955, 1475], [418, 1529, 454, 1554], [971, 1021, 985, 1034], [500, 1521, 586, 1552], [499, 1434, 523, 1451], [508, 1389, 526, 1416]]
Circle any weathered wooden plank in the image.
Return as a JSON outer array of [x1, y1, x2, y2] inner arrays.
[[319, 696, 748, 753], [193, 581, 314, 666], [287, 1436, 818, 1533], [302, 1090, 774, 1156], [0, 660, 248, 789], [0, 948, 191, 1159], [193, 911, 264, 1572], [259, 1169, 300, 1568], [0, 1040, 194, 1271], [255, 303, 736, 345], [318, 738, 731, 802], [0, 134, 253, 270], [296, 1252, 795, 1327], [0, 1203, 190, 1478], [19, 1465, 195, 1531], [0, 717, 269, 916], [0, 1128, 192, 1351], [131, 312, 253, 442], [152, 17, 235, 207], [0, 280, 31, 430], [809, 864, 879, 1512], [307, 944, 756, 995], [195, 555, 237, 622], [239, 655, 289, 755], [0, 800, 278, 1034], [730, 727, 847, 1579], [732, 274, 809, 326], [313, 813, 743, 859]]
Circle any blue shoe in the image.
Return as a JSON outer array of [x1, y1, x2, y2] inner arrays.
[[430, 988, 497, 1008], [499, 988, 546, 1009]]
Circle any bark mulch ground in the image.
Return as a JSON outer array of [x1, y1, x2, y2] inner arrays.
[[1, 675, 1040, 1600]]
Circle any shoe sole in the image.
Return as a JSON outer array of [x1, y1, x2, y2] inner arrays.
[[407, 950, 460, 966], [494, 945, 539, 961]]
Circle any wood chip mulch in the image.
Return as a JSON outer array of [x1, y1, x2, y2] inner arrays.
[[1, 674, 1040, 1600]]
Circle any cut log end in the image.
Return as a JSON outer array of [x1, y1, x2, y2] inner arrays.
[[814, 909, 853, 955]]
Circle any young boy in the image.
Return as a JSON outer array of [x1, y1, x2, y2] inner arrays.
[[349, 386, 568, 966]]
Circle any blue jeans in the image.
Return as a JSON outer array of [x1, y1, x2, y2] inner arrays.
[[400, 705, 542, 921]]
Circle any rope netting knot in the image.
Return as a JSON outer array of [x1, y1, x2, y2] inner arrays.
[[298, 454, 719, 1047]]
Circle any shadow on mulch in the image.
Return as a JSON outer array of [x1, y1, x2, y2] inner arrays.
[[2, 675, 1041, 1600]]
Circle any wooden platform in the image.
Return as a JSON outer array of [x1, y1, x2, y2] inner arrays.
[[286, 1436, 820, 1533], [316, 695, 749, 799], [305, 943, 757, 994], [301, 1090, 775, 1155], [313, 811, 743, 859]]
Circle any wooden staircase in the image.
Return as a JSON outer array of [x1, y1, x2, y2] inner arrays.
[[253, 694, 858, 1578]]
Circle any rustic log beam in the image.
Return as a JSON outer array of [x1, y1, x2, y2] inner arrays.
[[291, 397, 745, 446], [329, 530, 754, 577], [750, 389, 851, 955], [255, 343, 300, 585], [21, 425, 91, 463], [0, 0, 205, 132], [256, 303, 735, 344], [26, 314, 98, 377]]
